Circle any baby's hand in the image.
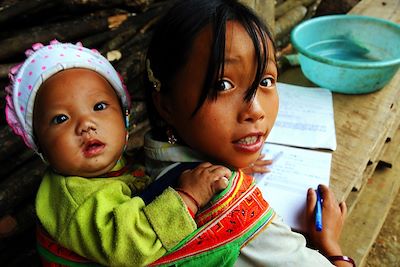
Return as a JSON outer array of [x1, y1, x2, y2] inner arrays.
[[176, 162, 231, 212], [241, 154, 272, 175], [306, 184, 347, 257]]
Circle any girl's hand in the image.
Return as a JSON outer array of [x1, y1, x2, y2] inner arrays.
[[176, 162, 231, 213], [306, 184, 347, 257], [241, 154, 272, 175]]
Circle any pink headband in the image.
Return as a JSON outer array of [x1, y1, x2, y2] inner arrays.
[[5, 40, 131, 154]]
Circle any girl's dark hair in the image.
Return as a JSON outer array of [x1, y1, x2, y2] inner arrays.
[[145, 0, 275, 129]]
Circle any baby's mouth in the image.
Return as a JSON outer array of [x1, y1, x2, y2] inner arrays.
[[83, 139, 105, 157]]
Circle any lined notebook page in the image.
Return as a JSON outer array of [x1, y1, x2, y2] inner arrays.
[[255, 143, 331, 232], [267, 83, 337, 151]]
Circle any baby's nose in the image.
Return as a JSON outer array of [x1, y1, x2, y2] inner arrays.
[[81, 126, 96, 134], [76, 119, 97, 135]]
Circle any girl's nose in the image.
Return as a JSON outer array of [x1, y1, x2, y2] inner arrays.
[[238, 94, 265, 123], [76, 117, 97, 135]]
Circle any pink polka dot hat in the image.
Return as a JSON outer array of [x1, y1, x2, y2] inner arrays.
[[5, 40, 131, 154]]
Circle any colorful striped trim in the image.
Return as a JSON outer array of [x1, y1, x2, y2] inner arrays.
[[196, 171, 254, 226], [150, 171, 275, 266], [36, 226, 100, 266], [36, 245, 101, 267]]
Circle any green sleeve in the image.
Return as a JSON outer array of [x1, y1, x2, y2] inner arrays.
[[36, 172, 196, 266]]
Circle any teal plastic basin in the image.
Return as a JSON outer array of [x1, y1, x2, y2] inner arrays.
[[291, 15, 400, 94]]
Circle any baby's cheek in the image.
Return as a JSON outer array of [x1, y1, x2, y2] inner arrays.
[[44, 135, 76, 162]]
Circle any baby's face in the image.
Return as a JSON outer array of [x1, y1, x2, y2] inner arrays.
[[33, 68, 126, 177], [161, 21, 279, 169]]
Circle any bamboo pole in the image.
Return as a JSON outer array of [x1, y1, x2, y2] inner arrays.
[[275, 0, 317, 18], [0, 11, 120, 61], [239, 0, 275, 32], [275, 5, 307, 40], [0, 0, 55, 25]]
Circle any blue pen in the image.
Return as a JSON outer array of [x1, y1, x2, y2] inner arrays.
[[315, 187, 323, 231]]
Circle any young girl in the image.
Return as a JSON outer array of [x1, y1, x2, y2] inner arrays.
[[144, 0, 353, 266], [5, 40, 230, 266]]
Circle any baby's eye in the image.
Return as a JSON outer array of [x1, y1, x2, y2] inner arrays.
[[51, 114, 68, 125], [215, 79, 234, 91], [94, 102, 108, 111], [260, 77, 275, 88]]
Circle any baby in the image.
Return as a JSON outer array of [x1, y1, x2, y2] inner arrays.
[[5, 40, 230, 266]]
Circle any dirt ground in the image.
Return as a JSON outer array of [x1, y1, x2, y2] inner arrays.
[[365, 188, 400, 267]]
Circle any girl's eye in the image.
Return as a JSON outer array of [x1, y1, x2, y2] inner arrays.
[[51, 114, 68, 125], [260, 77, 275, 88], [215, 79, 234, 91], [94, 102, 108, 111]]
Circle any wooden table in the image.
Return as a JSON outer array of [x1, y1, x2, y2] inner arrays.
[[331, 0, 400, 200], [281, 0, 400, 202], [280, 1, 400, 265]]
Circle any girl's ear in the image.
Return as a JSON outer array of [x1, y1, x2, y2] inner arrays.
[[152, 91, 174, 125]]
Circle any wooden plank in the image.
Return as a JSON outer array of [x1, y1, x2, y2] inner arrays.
[[345, 100, 400, 214], [358, 97, 400, 187], [349, 0, 400, 22], [330, 72, 400, 200], [346, 0, 400, 190], [328, 0, 400, 201], [339, 126, 400, 267]]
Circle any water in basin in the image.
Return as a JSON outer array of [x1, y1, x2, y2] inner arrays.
[[307, 39, 383, 62]]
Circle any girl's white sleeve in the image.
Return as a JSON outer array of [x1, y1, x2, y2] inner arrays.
[[235, 215, 335, 267]]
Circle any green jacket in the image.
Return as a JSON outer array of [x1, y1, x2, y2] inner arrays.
[[36, 158, 196, 267]]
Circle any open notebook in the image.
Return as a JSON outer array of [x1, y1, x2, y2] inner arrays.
[[267, 82, 336, 150], [255, 82, 336, 232]]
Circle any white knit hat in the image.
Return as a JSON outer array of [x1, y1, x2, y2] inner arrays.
[[5, 40, 131, 154]]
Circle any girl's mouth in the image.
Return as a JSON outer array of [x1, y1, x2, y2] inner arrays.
[[237, 136, 258, 145], [83, 140, 105, 157], [233, 134, 264, 153]]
